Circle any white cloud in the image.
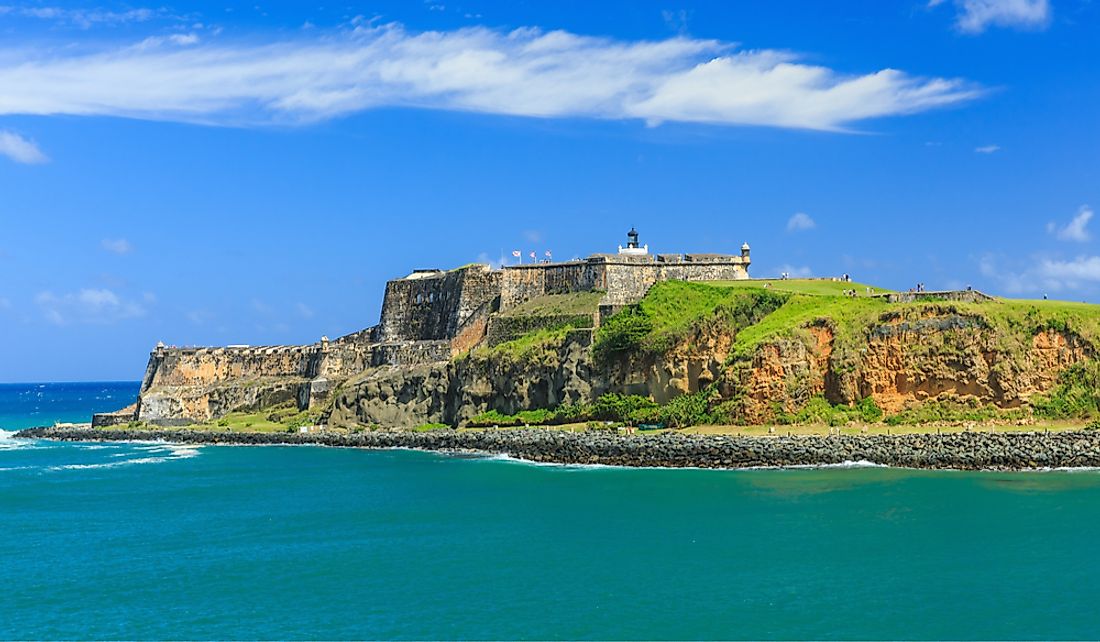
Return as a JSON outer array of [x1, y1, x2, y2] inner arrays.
[[101, 238, 134, 254], [0, 5, 159, 28], [0, 130, 47, 164], [296, 302, 314, 318], [786, 212, 816, 232], [775, 264, 814, 278], [1047, 205, 1094, 243], [0, 23, 981, 131], [980, 252, 1100, 294], [35, 288, 147, 324], [935, 0, 1051, 33], [974, 144, 1000, 153]]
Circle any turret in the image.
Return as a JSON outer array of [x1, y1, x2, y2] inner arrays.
[[741, 242, 751, 261]]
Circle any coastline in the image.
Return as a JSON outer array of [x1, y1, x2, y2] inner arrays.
[[16, 426, 1100, 471]]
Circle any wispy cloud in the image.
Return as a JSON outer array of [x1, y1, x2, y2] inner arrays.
[[0, 5, 161, 29], [35, 288, 147, 324], [775, 264, 814, 278], [1047, 205, 1094, 243], [0, 22, 982, 131], [100, 238, 134, 254], [786, 212, 816, 232], [974, 144, 1001, 153], [980, 252, 1100, 294], [0, 130, 47, 163], [295, 302, 314, 318], [933, 0, 1051, 34]]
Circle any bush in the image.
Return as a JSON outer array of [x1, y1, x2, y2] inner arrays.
[[658, 389, 715, 428], [857, 396, 884, 423], [589, 393, 659, 423], [883, 398, 1020, 426], [593, 308, 653, 359], [1031, 362, 1100, 420], [414, 423, 450, 432]]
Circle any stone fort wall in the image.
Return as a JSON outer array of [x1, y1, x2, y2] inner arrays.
[[377, 264, 501, 342], [124, 247, 751, 424]]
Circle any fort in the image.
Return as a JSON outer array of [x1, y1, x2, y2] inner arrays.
[[98, 230, 753, 426]]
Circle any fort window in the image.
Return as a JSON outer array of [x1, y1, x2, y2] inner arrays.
[[415, 293, 423, 305]]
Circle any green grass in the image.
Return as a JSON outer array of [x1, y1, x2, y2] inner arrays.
[[594, 281, 788, 359], [498, 291, 604, 318], [477, 325, 576, 362], [717, 278, 893, 297]]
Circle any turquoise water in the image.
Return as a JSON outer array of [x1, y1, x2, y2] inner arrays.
[[4, 385, 1100, 639]]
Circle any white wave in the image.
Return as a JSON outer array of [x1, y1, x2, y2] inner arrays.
[[47, 442, 202, 472], [475, 452, 892, 471], [0, 430, 37, 451], [49, 456, 171, 471], [78, 444, 119, 450]]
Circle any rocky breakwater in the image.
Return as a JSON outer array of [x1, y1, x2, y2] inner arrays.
[[16, 427, 1100, 470]]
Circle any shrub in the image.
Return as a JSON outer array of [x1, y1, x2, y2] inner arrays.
[[414, 423, 450, 432], [658, 389, 715, 428], [857, 396, 884, 423], [593, 308, 653, 359], [589, 393, 659, 423], [1031, 362, 1100, 420]]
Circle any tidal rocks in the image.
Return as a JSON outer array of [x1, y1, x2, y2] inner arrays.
[[16, 426, 1100, 471]]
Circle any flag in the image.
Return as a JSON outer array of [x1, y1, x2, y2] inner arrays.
[[544, 251, 552, 258], [511, 250, 521, 258], [529, 251, 536, 259]]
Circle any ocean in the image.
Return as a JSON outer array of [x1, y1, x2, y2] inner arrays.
[[3, 383, 1100, 640]]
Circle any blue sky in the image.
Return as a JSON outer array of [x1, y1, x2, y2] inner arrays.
[[0, 0, 1097, 381]]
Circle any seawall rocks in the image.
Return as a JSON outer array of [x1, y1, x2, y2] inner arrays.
[[16, 427, 1100, 471]]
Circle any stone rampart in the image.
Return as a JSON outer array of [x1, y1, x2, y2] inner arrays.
[[370, 341, 452, 367], [377, 265, 501, 342], [145, 345, 320, 390], [498, 262, 605, 310], [486, 313, 597, 346]]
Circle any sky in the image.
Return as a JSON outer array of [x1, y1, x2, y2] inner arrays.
[[0, 0, 1098, 382]]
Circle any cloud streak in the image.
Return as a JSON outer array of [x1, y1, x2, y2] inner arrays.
[[0, 130, 47, 163], [935, 0, 1051, 34], [35, 288, 147, 324], [0, 22, 982, 131]]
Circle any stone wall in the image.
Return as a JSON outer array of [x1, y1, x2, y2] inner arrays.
[[377, 265, 501, 342], [498, 262, 605, 310], [486, 313, 597, 346], [144, 345, 319, 389]]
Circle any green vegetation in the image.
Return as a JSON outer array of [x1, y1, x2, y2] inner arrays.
[[770, 396, 885, 427], [594, 281, 787, 360], [466, 278, 1100, 431], [414, 422, 451, 432], [716, 279, 892, 297], [883, 399, 1027, 426], [190, 404, 320, 433], [466, 391, 720, 429], [481, 325, 577, 362], [497, 291, 604, 319], [1031, 362, 1100, 420]]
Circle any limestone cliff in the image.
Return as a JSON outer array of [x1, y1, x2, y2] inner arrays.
[[98, 277, 1100, 429]]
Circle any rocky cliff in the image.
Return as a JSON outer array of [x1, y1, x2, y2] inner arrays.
[[103, 280, 1100, 429]]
